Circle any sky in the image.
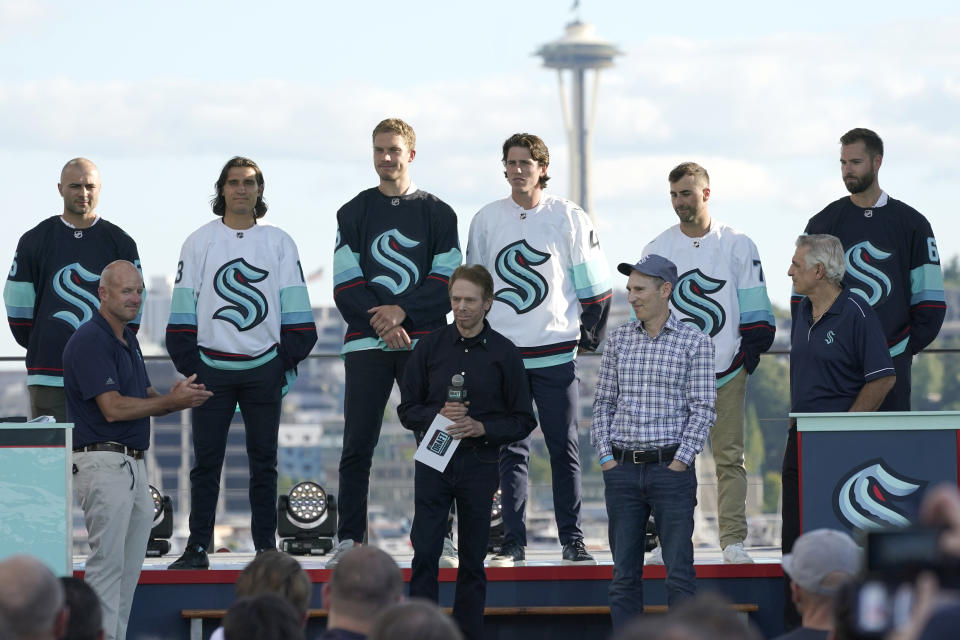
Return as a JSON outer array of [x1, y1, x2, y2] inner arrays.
[[2, 0, 960, 357]]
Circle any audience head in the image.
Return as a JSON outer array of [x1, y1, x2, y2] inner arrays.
[[323, 545, 402, 626], [615, 592, 762, 640], [59, 578, 103, 640], [236, 550, 312, 622], [223, 594, 305, 640], [783, 528, 862, 603], [0, 555, 68, 640], [368, 599, 463, 640]]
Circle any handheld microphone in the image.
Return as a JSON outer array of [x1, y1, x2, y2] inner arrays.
[[447, 374, 467, 403]]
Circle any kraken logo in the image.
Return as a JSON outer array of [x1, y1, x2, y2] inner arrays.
[[213, 258, 269, 331], [52, 263, 101, 330], [672, 269, 727, 337], [845, 241, 893, 305], [494, 240, 550, 314], [833, 459, 926, 531], [370, 229, 420, 295]]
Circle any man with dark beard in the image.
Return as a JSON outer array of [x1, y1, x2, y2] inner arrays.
[[799, 128, 944, 412]]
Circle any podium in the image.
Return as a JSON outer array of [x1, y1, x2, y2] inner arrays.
[[792, 411, 960, 534], [0, 422, 73, 575]]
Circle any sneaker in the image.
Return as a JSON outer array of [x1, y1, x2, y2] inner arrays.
[[562, 540, 596, 565], [489, 542, 524, 567], [325, 539, 356, 568], [645, 544, 664, 565], [722, 542, 754, 564], [168, 543, 209, 570], [439, 536, 459, 569]]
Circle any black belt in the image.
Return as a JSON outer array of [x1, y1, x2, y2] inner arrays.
[[612, 443, 678, 465], [73, 442, 145, 460]]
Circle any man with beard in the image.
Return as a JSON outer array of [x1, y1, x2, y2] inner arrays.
[[800, 128, 945, 412]]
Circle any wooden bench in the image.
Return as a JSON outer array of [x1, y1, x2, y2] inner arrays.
[[182, 603, 759, 639]]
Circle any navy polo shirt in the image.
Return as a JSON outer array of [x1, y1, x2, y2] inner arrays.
[[790, 287, 895, 413], [398, 320, 536, 447], [63, 312, 152, 450]]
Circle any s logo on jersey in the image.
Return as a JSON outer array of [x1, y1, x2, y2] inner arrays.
[[213, 258, 269, 331], [370, 229, 420, 295], [494, 240, 550, 314], [52, 263, 101, 329], [845, 241, 893, 305], [672, 269, 726, 337], [833, 459, 925, 531]]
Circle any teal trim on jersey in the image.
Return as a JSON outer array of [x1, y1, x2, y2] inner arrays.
[[737, 286, 775, 318], [281, 368, 297, 397], [717, 365, 743, 389], [3, 280, 36, 317], [430, 248, 462, 277], [339, 336, 421, 357], [572, 258, 612, 299], [279, 286, 313, 324], [333, 247, 363, 286], [522, 348, 576, 369], [169, 288, 197, 325], [889, 336, 909, 358], [201, 348, 278, 371], [909, 264, 945, 304], [27, 375, 64, 387]]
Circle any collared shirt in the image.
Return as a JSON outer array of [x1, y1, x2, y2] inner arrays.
[[398, 320, 536, 446], [591, 312, 716, 465], [790, 287, 895, 413], [63, 312, 151, 450]]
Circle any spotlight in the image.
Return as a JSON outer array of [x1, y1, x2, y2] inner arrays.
[[488, 488, 504, 552], [147, 485, 173, 557], [277, 481, 337, 555]]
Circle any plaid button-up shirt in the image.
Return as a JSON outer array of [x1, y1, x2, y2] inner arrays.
[[591, 312, 717, 466]]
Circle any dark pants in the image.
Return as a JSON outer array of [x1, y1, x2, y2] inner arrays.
[[29, 385, 66, 423], [878, 351, 912, 411], [338, 349, 411, 542], [781, 425, 801, 629], [604, 460, 698, 631], [499, 360, 584, 546], [187, 358, 283, 551], [410, 446, 500, 640]]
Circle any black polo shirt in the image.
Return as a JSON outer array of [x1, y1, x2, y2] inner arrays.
[[790, 287, 895, 413], [398, 320, 536, 446], [63, 312, 151, 450]]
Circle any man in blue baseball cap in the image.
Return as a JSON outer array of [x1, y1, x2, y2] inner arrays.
[[591, 254, 717, 631]]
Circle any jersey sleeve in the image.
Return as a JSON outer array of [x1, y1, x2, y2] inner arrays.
[[395, 201, 460, 328], [277, 233, 318, 385], [3, 235, 36, 349], [569, 209, 612, 351], [165, 236, 202, 377], [907, 217, 946, 354], [735, 237, 776, 374], [333, 204, 385, 328]]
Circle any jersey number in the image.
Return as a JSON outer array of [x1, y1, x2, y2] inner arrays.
[[8, 252, 16, 278], [175, 260, 183, 284], [927, 238, 939, 263]]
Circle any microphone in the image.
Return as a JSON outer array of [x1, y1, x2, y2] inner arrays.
[[447, 374, 467, 404]]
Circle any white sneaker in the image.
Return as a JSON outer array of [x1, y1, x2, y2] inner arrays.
[[326, 539, 356, 568], [645, 544, 664, 565], [439, 537, 459, 568], [722, 542, 754, 564]]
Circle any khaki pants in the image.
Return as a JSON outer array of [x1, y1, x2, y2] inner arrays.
[[710, 368, 747, 549], [29, 385, 67, 423], [74, 452, 154, 640]]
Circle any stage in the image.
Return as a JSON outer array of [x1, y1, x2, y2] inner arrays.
[[74, 546, 787, 639]]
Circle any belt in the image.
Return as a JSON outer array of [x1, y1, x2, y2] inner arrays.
[[612, 443, 679, 465], [73, 442, 145, 460]]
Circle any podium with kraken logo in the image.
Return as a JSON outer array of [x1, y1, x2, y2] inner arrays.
[[0, 421, 73, 575], [792, 412, 960, 534]]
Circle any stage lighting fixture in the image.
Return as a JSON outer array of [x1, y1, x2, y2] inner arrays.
[[488, 488, 504, 552], [277, 481, 337, 555], [146, 484, 173, 557]]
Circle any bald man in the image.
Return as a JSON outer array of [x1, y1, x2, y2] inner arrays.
[[64, 260, 212, 640], [3, 158, 142, 422], [320, 545, 403, 639], [0, 554, 69, 640]]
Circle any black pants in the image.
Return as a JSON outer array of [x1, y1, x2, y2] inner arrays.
[[781, 425, 801, 629], [187, 358, 283, 551], [410, 446, 500, 640], [878, 351, 912, 411], [337, 349, 411, 542]]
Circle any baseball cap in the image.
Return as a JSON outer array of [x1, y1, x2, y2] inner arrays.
[[782, 528, 862, 595], [617, 255, 679, 287]]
